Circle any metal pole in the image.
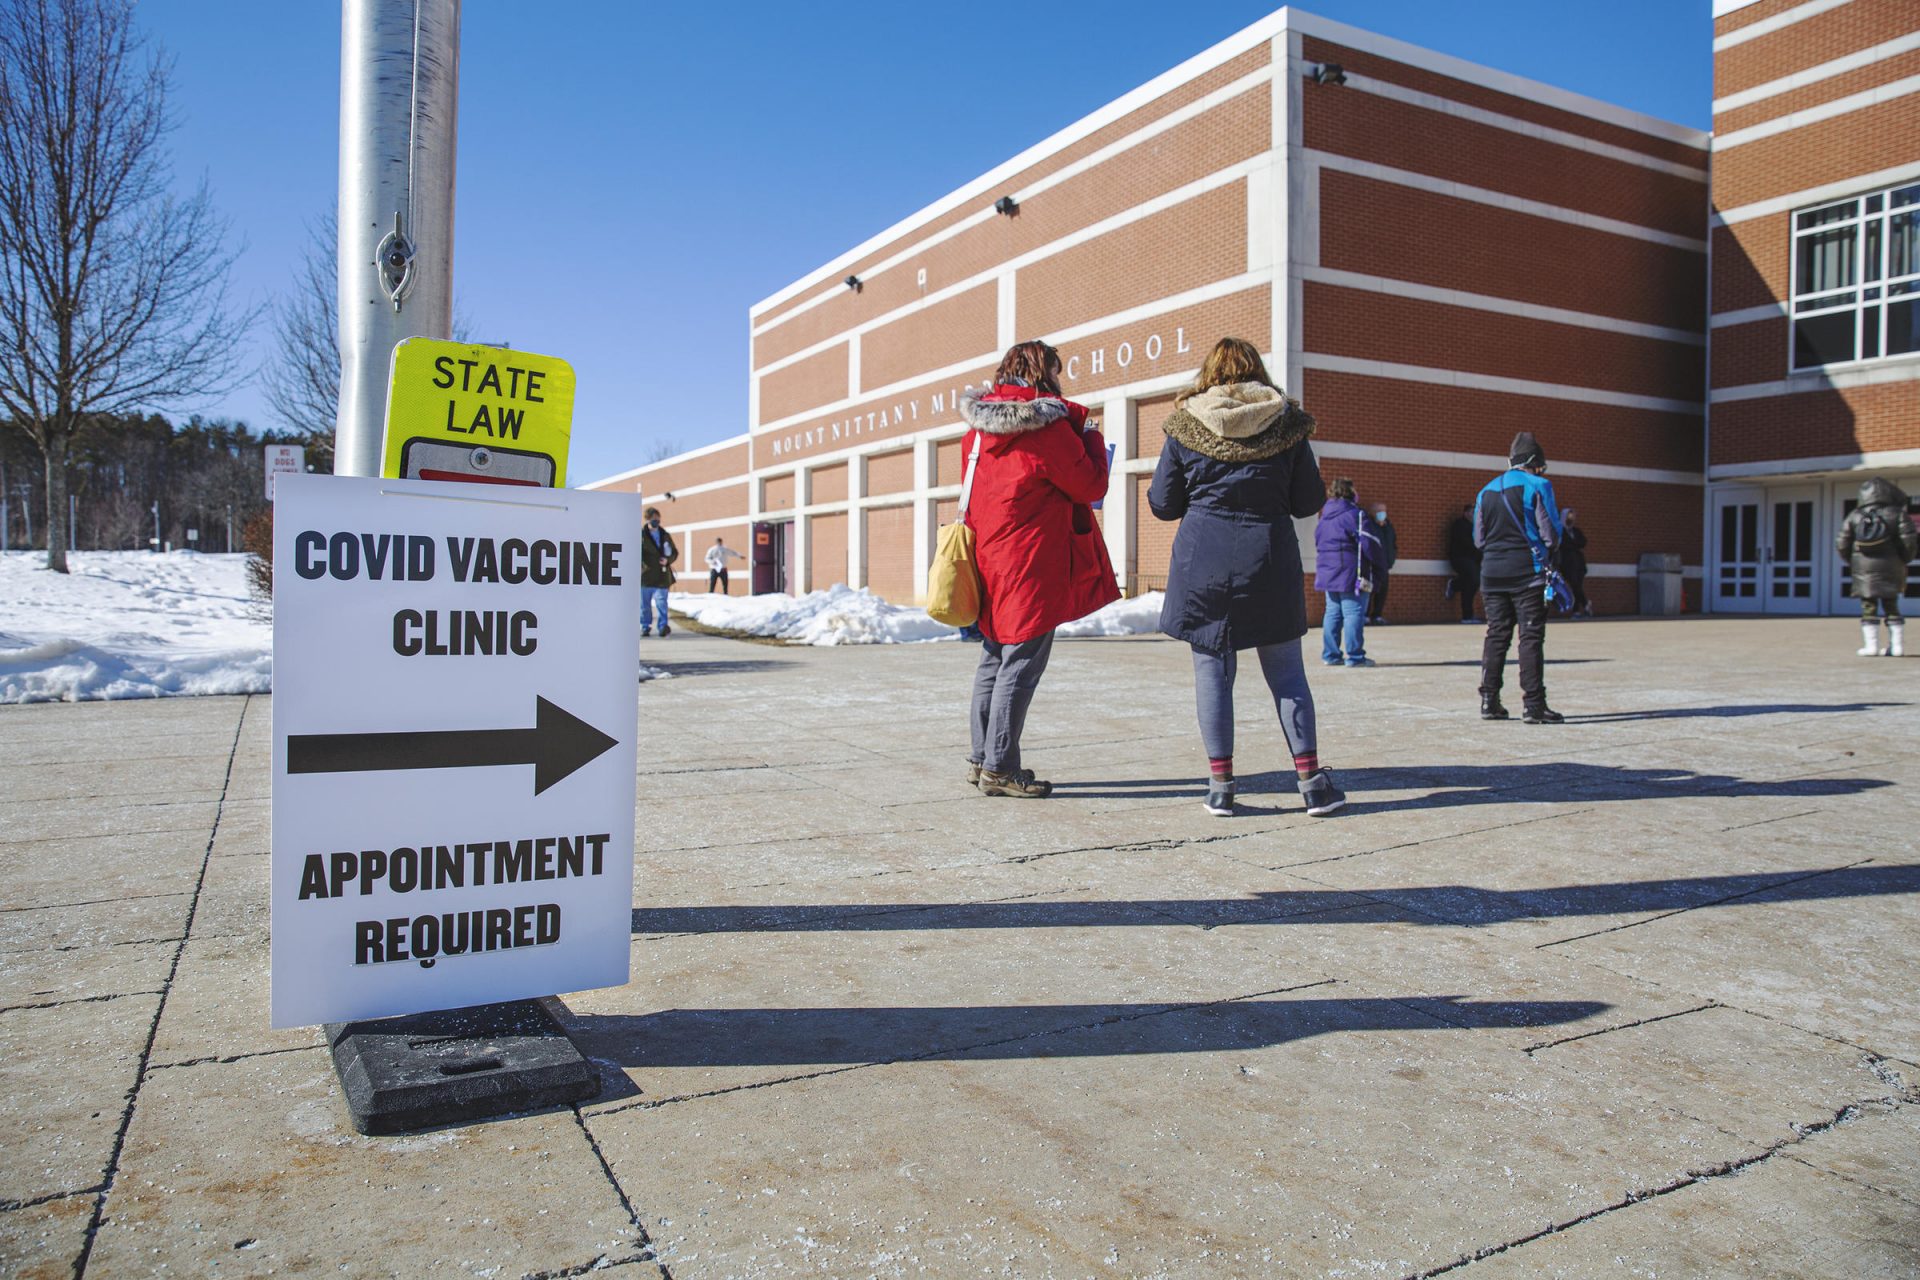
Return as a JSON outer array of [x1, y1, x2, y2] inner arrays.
[[151, 500, 160, 552], [335, 0, 461, 477], [69, 493, 76, 552]]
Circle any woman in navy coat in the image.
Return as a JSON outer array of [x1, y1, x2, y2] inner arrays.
[[1148, 338, 1345, 819]]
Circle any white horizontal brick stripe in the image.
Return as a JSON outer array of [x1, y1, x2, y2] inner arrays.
[[1302, 352, 1706, 415], [1710, 446, 1920, 479], [1714, 0, 1853, 51], [1714, 73, 1920, 149], [1392, 558, 1686, 578], [751, 67, 1271, 335], [1302, 266, 1705, 345], [584, 433, 751, 491], [1714, 163, 1920, 225], [1714, 31, 1920, 112], [1312, 438, 1703, 486], [756, 351, 998, 435], [1710, 302, 1787, 329], [1347, 72, 1707, 181], [1709, 361, 1920, 402], [753, 157, 1264, 375], [1308, 151, 1707, 251]]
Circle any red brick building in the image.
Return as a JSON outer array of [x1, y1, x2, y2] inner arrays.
[[590, 7, 1719, 620], [1707, 0, 1920, 616]]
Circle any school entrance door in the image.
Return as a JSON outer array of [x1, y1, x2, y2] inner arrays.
[[751, 521, 789, 595], [1710, 485, 1821, 614]]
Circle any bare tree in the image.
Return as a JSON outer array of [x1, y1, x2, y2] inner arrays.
[[646, 439, 684, 464], [0, 0, 251, 571], [261, 212, 339, 470]]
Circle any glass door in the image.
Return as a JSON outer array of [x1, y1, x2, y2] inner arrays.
[[1765, 486, 1822, 614], [1712, 488, 1762, 611]]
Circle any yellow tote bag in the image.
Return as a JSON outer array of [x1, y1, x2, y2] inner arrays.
[[926, 436, 984, 627]]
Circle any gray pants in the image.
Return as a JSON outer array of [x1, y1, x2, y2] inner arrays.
[[1191, 641, 1317, 761], [969, 631, 1055, 774]]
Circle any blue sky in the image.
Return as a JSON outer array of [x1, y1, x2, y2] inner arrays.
[[149, 1, 1711, 485]]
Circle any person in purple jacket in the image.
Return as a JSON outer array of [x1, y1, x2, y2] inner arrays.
[[1314, 478, 1385, 667]]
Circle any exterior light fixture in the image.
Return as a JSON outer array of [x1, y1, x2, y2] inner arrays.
[[994, 195, 1018, 216], [844, 274, 862, 292], [1309, 63, 1347, 86]]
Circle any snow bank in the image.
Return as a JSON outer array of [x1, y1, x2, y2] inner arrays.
[[667, 585, 1167, 646], [669, 585, 954, 646], [0, 551, 273, 703], [1058, 591, 1165, 638]]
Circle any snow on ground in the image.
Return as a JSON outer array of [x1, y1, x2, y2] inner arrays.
[[668, 585, 1165, 646], [0, 551, 272, 704]]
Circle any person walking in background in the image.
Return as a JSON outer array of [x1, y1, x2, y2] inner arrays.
[[1446, 502, 1481, 623], [1150, 336, 1347, 819], [640, 507, 678, 637], [958, 340, 1119, 798], [1475, 433, 1563, 723], [1365, 505, 1398, 624], [1560, 508, 1592, 617], [1838, 477, 1918, 657], [704, 536, 743, 594], [1314, 478, 1384, 668]]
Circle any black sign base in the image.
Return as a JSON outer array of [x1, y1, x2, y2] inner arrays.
[[325, 997, 598, 1135]]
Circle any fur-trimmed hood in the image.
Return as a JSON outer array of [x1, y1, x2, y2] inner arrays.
[[1163, 381, 1315, 462], [960, 385, 1071, 436]]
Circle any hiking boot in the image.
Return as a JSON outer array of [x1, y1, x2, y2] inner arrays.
[[1480, 695, 1509, 721], [1523, 704, 1565, 725], [1204, 780, 1236, 817], [980, 768, 1053, 798], [1299, 769, 1346, 817], [967, 761, 982, 788]]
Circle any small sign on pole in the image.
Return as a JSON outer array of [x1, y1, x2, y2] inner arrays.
[[380, 339, 575, 488], [270, 473, 641, 1028], [266, 444, 306, 501]]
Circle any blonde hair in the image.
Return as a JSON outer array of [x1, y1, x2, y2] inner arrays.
[[1178, 337, 1276, 405]]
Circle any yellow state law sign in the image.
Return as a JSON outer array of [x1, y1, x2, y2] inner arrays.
[[381, 338, 575, 488]]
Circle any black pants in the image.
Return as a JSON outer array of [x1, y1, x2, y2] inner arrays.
[[1480, 586, 1547, 707], [1366, 570, 1390, 621], [1451, 567, 1478, 620], [708, 569, 729, 593]]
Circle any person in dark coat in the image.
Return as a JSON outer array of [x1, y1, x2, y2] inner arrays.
[[1475, 432, 1563, 723], [958, 340, 1119, 799], [1365, 505, 1398, 623], [1838, 476, 1918, 657], [1446, 503, 1480, 622], [639, 508, 678, 637], [1314, 478, 1384, 667], [1560, 508, 1591, 617], [1148, 337, 1346, 819]]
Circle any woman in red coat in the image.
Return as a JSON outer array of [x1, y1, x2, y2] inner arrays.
[[958, 340, 1119, 797]]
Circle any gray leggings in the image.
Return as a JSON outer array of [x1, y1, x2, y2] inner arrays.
[[969, 631, 1055, 773], [1192, 641, 1317, 762]]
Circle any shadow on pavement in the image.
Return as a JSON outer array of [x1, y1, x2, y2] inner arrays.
[[564, 995, 1613, 1067], [631, 862, 1920, 936], [1052, 762, 1893, 804], [1383, 658, 1611, 668], [1564, 701, 1908, 723], [644, 657, 799, 677]]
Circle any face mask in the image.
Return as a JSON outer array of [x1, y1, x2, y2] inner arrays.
[[1374, 511, 1387, 524]]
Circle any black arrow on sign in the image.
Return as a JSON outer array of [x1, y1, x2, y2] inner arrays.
[[286, 696, 619, 795]]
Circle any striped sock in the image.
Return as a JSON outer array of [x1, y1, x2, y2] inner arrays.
[[1293, 752, 1320, 778], [1209, 757, 1233, 782]]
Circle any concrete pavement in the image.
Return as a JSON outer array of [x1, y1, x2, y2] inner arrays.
[[1, 614, 1916, 1277]]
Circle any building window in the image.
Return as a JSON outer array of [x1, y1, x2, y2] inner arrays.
[[1790, 179, 1920, 371]]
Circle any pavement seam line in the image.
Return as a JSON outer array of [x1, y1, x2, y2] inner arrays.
[[0, 990, 166, 1016], [0, 889, 195, 915], [145, 1043, 322, 1073], [591, 979, 1340, 1118], [1536, 858, 1878, 950], [567, 1109, 671, 1278], [1404, 1098, 1885, 1278], [69, 694, 249, 1280], [519, 1253, 660, 1280], [1522, 1002, 1722, 1055], [1248, 807, 1596, 872], [0, 1187, 102, 1214]]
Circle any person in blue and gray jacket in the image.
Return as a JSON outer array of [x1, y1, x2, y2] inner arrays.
[[1474, 432, 1563, 724]]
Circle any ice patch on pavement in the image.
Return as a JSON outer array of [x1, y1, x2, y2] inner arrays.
[[668, 584, 1167, 645], [0, 550, 272, 703]]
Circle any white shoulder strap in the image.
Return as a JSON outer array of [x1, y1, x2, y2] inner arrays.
[[957, 434, 983, 519]]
